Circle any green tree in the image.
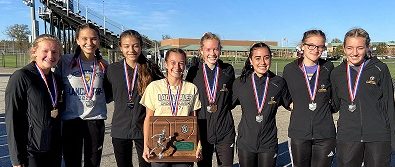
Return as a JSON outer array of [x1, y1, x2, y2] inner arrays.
[[331, 38, 342, 43], [162, 34, 171, 40], [372, 42, 387, 56], [4, 24, 31, 52], [333, 45, 344, 58]]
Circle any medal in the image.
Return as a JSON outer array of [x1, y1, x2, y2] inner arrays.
[[255, 115, 263, 123], [348, 103, 356, 112], [167, 80, 182, 116], [78, 58, 97, 108], [347, 61, 365, 112], [302, 64, 320, 111], [207, 104, 217, 113], [309, 102, 317, 111], [124, 60, 138, 110], [85, 99, 94, 108], [35, 64, 58, 116], [251, 73, 269, 122], [51, 109, 58, 118], [203, 63, 220, 113]]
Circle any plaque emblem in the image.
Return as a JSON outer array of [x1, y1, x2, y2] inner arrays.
[[181, 125, 189, 134]]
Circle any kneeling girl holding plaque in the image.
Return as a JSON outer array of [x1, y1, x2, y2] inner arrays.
[[140, 48, 202, 167]]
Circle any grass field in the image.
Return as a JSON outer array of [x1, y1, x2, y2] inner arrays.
[[222, 57, 395, 78], [3, 53, 395, 78], [0, 54, 30, 68]]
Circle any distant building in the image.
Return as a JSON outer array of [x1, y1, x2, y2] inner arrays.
[[160, 38, 296, 58]]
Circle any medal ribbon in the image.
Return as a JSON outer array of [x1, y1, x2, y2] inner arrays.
[[35, 63, 57, 108], [301, 64, 320, 102], [167, 80, 183, 116], [124, 60, 138, 100], [347, 61, 365, 103], [78, 58, 97, 100], [251, 73, 269, 114], [202, 63, 220, 104]]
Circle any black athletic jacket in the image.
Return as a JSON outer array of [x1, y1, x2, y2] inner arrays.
[[105, 60, 162, 139], [331, 57, 395, 150], [186, 60, 236, 144], [5, 62, 62, 165], [283, 58, 336, 140], [232, 71, 291, 153]]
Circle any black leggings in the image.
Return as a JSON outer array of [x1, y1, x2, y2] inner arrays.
[[289, 138, 335, 167], [26, 150, 61, 167], [238, 149, 276, 167], [112, 138, 151, 167], [197, 141, 234, 167], [62, 118, 105, 167], [337, 141, 391, 167]]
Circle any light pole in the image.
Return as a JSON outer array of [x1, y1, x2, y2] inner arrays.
[[22, 0, 38, 41]]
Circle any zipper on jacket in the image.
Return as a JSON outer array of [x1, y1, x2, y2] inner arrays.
[[311, 110, 314, 140], [359, 99, 363, 142]]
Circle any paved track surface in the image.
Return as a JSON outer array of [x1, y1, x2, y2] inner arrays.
[[0, 68, 394, 167]]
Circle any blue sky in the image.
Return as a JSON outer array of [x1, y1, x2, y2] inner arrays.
[[1, 0, 395, 46]]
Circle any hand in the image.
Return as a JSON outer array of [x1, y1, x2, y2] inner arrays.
[[195, 148, 202, 161], [142, 145, 152, 162], [14, 164, 24, 167]]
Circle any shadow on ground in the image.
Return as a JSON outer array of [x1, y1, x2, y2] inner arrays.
[[1, 112, 395, 167]]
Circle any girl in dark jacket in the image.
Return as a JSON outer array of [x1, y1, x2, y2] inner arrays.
[[232, 42, 291, 167], [6, 34, 62, 167], [331, 28, 395, 167], [105, 29, 163, 167], [185, 32, 235, 167], [282, 30, 336, 167]]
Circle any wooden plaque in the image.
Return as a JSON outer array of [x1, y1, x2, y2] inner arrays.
[[147, 116, 198, 162]]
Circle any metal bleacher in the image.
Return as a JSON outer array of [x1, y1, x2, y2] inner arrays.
[[37, 0, 153, 54]]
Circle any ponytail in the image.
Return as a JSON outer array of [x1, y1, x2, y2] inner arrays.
[[239, 59, 253, 83]]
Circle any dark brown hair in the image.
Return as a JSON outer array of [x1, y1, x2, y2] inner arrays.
[[71, 23, 105, 70], [165, 48, 187, 62], [240, 42, 272, 82], [119, 29, 164, 95]]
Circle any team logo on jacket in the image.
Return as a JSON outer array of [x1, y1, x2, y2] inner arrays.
[[220, 84, 228, 92], [318, 84, 327, 92], [366, 76, 376, 85], [268, 97, 277, 105]]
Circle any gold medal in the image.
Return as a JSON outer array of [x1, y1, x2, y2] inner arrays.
[[208, 104, 217, 113]]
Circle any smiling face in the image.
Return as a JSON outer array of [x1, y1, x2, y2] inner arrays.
[[302, 35, 326, 65], [120, 35, 141, 64], [76, 27, 99, 57], [32, 40, 61, 73], [249, 47, 271, 77], [344, 37, 368, 66], [200, 39, 221, 66], [165, 51, 186, 80]]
